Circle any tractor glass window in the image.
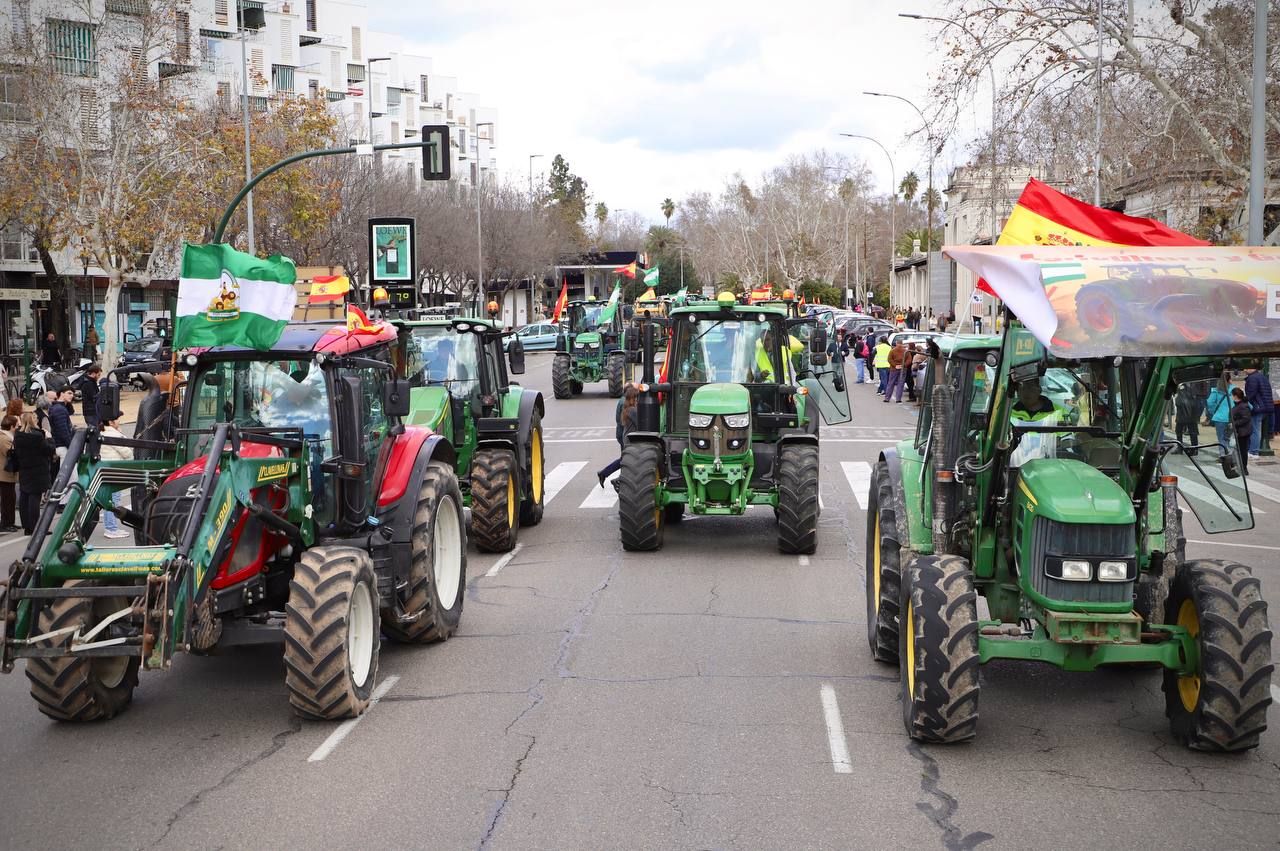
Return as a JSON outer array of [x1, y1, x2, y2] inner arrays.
[[407, 326, 480, 396], [186, 359, 331, 456], [1008, 361, 1126, 469], [672, 318, 783, 386]]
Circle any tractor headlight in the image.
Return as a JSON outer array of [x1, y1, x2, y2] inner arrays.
[[724, 413, 750, 429], [688, 414, 713, 429], [1097, 560, 1132, 582], [1059, 560, 1092, 581]]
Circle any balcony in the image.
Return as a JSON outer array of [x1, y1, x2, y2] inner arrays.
[[159, 61, 197, 79]]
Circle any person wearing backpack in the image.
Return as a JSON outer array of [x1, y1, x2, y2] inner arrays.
[[1230, 387, 1253, 476], [1203, 372, 1233, 457]]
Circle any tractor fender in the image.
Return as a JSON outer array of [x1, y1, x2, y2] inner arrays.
[[878, 448, 914, 550], [624, 432, 668, 476], [377, 427, 456, 515], [516, 389, 545, 443], [777, 432, 819, 448]]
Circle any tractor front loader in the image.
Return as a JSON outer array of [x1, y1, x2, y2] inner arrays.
[[2, 320, 467, 722], [867, 251, 1275, 751], [552, 299, 629, 399], [618, 291, 851, 553]]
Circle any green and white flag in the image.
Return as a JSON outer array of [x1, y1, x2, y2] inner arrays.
[[176, 243, 297, 350], [643, 265, 659, 286], [597, 283, 622, 325]]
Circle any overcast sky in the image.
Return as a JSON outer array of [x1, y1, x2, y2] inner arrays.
[[371, 0, 987, 224]]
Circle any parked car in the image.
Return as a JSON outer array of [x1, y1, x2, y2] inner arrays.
[[506, 322, 559, 352], [118, 335, 171, 387], [838, 315, 896, 340], [887, 331, 943, 349]]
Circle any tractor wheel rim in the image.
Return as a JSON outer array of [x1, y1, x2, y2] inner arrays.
[[506, 474, 516, 529], [1085, 300, 1114, 331], [433, 494, 462, 607], [873, 513, 881, 604], [905, 599, 916, 697], [531, 429, 543, 504], [347, 581, 374, 688], [92, 598, 129, 688], [1176, 598, 1201, 712], [654, 466, 662, 530]]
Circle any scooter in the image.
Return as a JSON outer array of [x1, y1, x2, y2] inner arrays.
[[25, 359, 91, 405]]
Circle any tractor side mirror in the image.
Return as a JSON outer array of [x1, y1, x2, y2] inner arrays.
[[508, 338, 526, 375], [810, 324, 828, 354], [383, 377, 411, 418], [338, 377, 367, 465]]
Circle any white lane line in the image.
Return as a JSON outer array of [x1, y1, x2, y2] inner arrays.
[[308, 675, 400, 763], [543, 461, 587, 505], [819, 492, 825, 510], [819, 683, 852, 774], [798, 555, 811, 567], [1176, 479, 1263, 515], [0, 535, 29, 552], [580, 472, 619, 508], [545, 438, 616, 444], [1186, 539, 1280, 552], [1272, 684, 1280, 705], [823, 438, 908, 444], [485, 542, 524, 578], [841, 461, 872, 510], [1241, 477, 1280, 506]]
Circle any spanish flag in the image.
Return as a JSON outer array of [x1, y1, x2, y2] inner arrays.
[[982, 178, 1207, 295], [551, 278, 568, 323], [614, 261, 638, 279], [748, 286, 773, 304], [346, 303, 380, 335], [309, 274, 350, 303]]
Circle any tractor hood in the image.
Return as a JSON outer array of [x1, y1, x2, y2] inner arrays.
[[689, 383, 750, 416], [1018, 459, 1135, 525], [574, 331, 602, 347], [406, 386, 451, 436]]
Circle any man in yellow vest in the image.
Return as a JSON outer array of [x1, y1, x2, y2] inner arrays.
[[873, 336, 892, 395], [755, 328, 803, 383]]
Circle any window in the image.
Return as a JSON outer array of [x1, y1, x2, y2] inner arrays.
[[350, 25, 361, 62], [0, 223, 36, 261], [385, 86, 400, 106], [390, 120, 399, 140], [419, 74, 427, 100], [201, 35, 226, 71], [174, 11, 190, 62], [78, 88, 99, 144], [278, 18, 293, 63], [249, 47, 265, 93], [214, 0, 228, 26], [329, 52, 341, 89], [308, 78, 318, 98], [47, 19, 97, 77], [0, 69, 30, 122], [305, 0, 316, 30], [271, 64, 294, 93], [216, 81, 232, 110], [346, 63, 364, 82]]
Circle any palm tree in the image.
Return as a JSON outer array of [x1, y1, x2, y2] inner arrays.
[[660, 197, 675, 225], [898, 171, 919, 204], [921, 187, 941, 211]]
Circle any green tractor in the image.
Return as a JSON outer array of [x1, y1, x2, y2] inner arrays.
[[618, 292, 851, 553], [552, 299, 629, 399], [1, 320, 467, 721], [867, 322, 1273, 750], [396, 314, 546, 553]]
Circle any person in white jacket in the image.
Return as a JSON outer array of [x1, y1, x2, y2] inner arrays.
[[99, 417, 132, 539]]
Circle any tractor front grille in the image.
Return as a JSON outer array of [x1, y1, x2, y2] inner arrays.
[[1028, 516, 1135, 603]]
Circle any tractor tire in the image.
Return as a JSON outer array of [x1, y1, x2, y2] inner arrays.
[[776, 443, 819, 554], [607, 353, 626, 397], [865, 460, 902, 665], [382, 461, 466, 644], [663, 503, 685, 524], [552, 355, 572, 399], [469, 447, 521, 553], [619, 442, 664, 551], [899, 553, 981, 743], [929, 384, 957, 555], [1074, 285, 1127, 342], [25, 581, 140, 722], [284, 546, 380, 720], [519, 410, 546, 527], [570, 379, 584, 396], [1162, 559, 1273, 752]]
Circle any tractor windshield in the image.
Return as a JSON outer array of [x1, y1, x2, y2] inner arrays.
[[564, 303, 607, 333], [405, 326, 481, 396], [670, 317, 789, 385], [1007, 360, 1129, 467], [186, 358, 332, 456]]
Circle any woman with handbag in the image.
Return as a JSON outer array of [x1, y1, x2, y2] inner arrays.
[[1231, 388, 1253, 476], [14, 412, 55, 535], [0, 414, 17, 533], [1203, 372, 1233, 456]]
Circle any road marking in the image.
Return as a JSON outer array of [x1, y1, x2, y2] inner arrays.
[[1272, 684, 1280, 705], [819, 683, 852, 774], [1176, 478, 1263, 515], [1241, 477, 1280, 506], [545, 438, 616, 444], [307, 675, 400, 763], [822, 438, 909, 444], [485, 542, 523, 578], [818, 492, 825, 510], [580, 472, 619, 508], [0, 535, 29, 552], [1186, 539, 1280, 552], [798, 555, 810, 566], [543, 461, 587, 505], [841, 461, 872, 510]]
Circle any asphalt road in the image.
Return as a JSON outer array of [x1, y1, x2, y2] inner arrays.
[[0, 352, 1277, 849]]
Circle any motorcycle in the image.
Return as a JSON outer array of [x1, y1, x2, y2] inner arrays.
[[25, 359, 91, 405]]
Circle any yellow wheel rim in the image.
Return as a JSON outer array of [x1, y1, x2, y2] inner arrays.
[[873, 514, 881, 604], [1176, 598, 1201, 713], [654, 467, 662, 529], [530, 428, 544, 503], [507, 474, 516, 529], [905, 599, 916, 697]]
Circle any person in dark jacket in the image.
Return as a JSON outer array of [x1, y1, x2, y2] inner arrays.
[[48, 386, 75, 450], [597, 383, 639, 487], [1230, 387, 1253, 476], [39, 332, 61, 368], [79, 364, 102, 429], [1174, 380, 1208, 455], [14, 413, 54, 534], [1243, 366, 1274, 456]]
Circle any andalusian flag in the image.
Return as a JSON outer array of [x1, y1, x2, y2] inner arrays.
[[597, 283, 622, 325], [308, 274, 350, 303], [176, 243, 297, 349], [982, 178, 1207, 295], [643, 265, 659, 286]]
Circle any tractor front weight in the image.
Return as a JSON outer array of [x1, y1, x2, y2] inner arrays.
[[977, 617, 1198, 675]]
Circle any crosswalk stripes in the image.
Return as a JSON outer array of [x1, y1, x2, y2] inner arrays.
[[840, 461, 872, 510], [543, 461, 587, 505], [580, 472, 620, 508]]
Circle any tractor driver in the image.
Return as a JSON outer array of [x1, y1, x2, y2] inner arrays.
[[1008, 374, 1069, 466], [754, 328, 804, 384]]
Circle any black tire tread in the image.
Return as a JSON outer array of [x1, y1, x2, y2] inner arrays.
[[470, 448, 519, 553], [865, 460, 902, 664], [607, 353, 625, 397], [776, 444, 819, 554], [619, 442, 664, 551], [552, 355, 572, 400]]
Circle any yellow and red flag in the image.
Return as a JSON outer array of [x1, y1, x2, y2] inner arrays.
[[747, 286, 773, 304], [614, 261, 638, 279], [308, 274, 349, 303], [346, 303, 380, 335], [551, 278, 569, 323], [798, 294, 806, 308], [637, 287, 657, 302], [982, 178, 1208, 296]]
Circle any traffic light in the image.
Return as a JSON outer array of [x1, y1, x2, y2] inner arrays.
[[421, 125, 450, 181]]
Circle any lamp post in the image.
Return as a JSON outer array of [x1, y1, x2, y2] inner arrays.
[[237, 5, 266, 254], [840, 133, 895, 310], [528, 153, 543, 200], [1248, 0, 1267, 245], [475, 122, 495, 313], [366, 56, 391, 146]]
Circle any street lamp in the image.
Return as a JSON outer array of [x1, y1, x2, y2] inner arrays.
[[237, 4, 266, 254], [900, 13, 1000, 247], [474, 122, 495, 313], [528, 153, 543, 200], [366, 56, 391, 146], [839, 133, 895, 310]]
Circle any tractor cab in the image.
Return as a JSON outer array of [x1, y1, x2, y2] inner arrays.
[[552, 299, 630, 399]]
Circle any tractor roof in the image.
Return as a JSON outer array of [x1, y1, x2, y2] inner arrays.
[[938, 333, 1001, 356], [192, 320, 397, 358], [669, 299, 790, 318], [395, 316, 504, 332]]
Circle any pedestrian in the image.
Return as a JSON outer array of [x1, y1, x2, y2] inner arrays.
[[35, 389, 52, 433], [937, 313, 948, 334], [884, 339, 906, 403], [851, 335, 867, 384], [973, 315, 983, 334], [0, 414, 17, 532], [1243, 365, 1274, 457], [49, 385, 75, 453], [40, 331, 61, 368], [927, 308, 936, 331], [873, 336, 892, 395], [1203, 371, 1233, 456], [98, 414, 132, 539], [1230, 387, 1253, 476], [84, 325, 100, 363], [5, 398, 22, 420], [80, 363, 103, 429], [597, 383, 639, 487], [1174, 381, 1207, 454], [14, 412, 54, 535]]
